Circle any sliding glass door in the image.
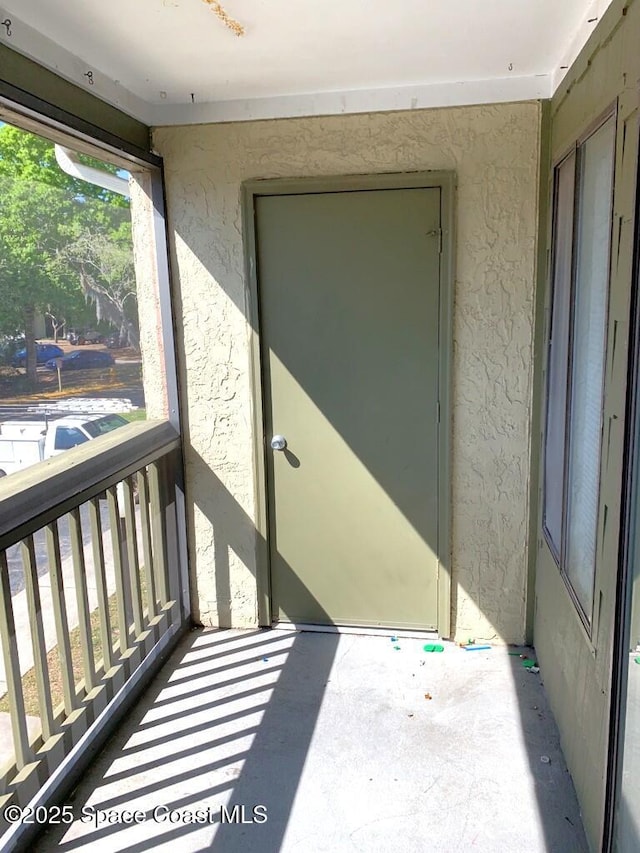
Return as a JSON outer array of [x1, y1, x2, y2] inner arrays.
[[609, 137, 640, 853], [614, 442, 640, 850]]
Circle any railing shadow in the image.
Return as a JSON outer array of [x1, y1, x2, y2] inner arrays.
[[30, 465, 588, 853], [32, 625, 338, 852], [29, 457, 339, 852], [31, 632, 592, 853], [165, 462, 341, 852]]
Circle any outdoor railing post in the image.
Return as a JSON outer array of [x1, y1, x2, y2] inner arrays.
[[122, 476, 144, 637], [163, 448, 183, 611], [21, 536, 55, 740], [68, 509, 96, 695], [148, 461, 169, 608], [107, 487, 132, 654], [45, 522, 77, 715], [137, 469, 158, 619], [0, 552, 32, 770], [87, 499, 114, 673]]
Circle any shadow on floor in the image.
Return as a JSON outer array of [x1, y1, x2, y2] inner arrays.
[[32, 627, 337, 853], [32, 628, 588, 853]]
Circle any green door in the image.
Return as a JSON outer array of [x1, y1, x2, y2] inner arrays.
[[256, 185, 442, 630]]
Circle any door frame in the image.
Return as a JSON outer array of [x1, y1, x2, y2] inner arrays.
[[242, 171, 456, 636], [602, 122, 640, 852]]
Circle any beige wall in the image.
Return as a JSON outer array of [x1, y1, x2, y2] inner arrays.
[[533, 1, 640, 848], [153, 101, 541, 642]]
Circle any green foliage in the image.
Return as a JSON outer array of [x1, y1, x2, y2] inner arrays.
[[0, 123, 135, 375], [58, 229, 139, 348], [0, 124, 128, 203]]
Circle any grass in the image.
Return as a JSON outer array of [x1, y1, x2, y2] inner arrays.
[[121, 409, 146, 422]]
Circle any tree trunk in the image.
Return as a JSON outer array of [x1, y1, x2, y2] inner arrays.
[[124, 319, 139, 350], [46, 312, 65, 343], [52, 319, 64, 342], [24, 304, 38, 384]]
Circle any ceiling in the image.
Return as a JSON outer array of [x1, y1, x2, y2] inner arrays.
[[0, 0, 614, 125]]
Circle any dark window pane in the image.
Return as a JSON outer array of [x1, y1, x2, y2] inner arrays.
[[83, 415, 128, 437], [54, 427, 89, 450]]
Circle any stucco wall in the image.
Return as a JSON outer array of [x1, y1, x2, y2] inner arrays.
[[533, 1, 640, 848], [153, 101, 541, 642]]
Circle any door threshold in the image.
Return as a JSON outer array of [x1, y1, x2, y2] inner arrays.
[[271, 622, 440, 640]]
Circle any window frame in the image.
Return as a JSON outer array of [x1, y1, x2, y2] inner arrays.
[[543, 148, 577, 565], [542, 105, 618, 630]]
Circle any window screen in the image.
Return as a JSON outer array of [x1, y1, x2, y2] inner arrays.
[[565, 116, 616, 616], [543, 112, 616, 625]]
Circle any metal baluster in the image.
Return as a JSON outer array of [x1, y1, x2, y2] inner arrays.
[[0, 552, 32, 768]]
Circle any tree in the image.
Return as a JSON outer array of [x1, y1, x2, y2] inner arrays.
[[45, 309, 67, 342], [0, 124, 131, 381], [60, 228, 139, 348]]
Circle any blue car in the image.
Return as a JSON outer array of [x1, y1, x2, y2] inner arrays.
[[44, 349, 115, 371], [11, 343, 64, 368]]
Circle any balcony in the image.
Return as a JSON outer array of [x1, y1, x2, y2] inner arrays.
[[0, 431, 589, 851], [22, 627, 588, 852]]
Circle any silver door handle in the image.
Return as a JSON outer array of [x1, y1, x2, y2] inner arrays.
[[270, 435, 287, 451]]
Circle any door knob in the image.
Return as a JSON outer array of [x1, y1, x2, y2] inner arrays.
[[271, 435, 287, 451]]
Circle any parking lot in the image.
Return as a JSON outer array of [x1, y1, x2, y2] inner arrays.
[[0, 338, 144, 406]]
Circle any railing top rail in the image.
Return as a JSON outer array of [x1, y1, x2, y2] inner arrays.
[[0, 420, 180, 550]]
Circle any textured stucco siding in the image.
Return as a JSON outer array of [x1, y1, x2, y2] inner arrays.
[[153, 102, 541, 641]]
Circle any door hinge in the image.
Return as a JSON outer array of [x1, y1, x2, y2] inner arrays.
[[426, 228, 443, 253], [437, 401, 441, 423]]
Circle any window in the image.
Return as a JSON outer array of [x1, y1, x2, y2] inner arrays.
[[83, 414, 128, 437], [543, 112, 616, 625], [0, 119, 149, 480], [54, 427, 89, 451], [544, 152, 575, 559]]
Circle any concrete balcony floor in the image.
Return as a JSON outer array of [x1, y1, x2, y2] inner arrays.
[[33, 628, 588, 853]]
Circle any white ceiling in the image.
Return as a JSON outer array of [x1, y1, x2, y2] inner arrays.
[[0, 0, 614, 125]]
